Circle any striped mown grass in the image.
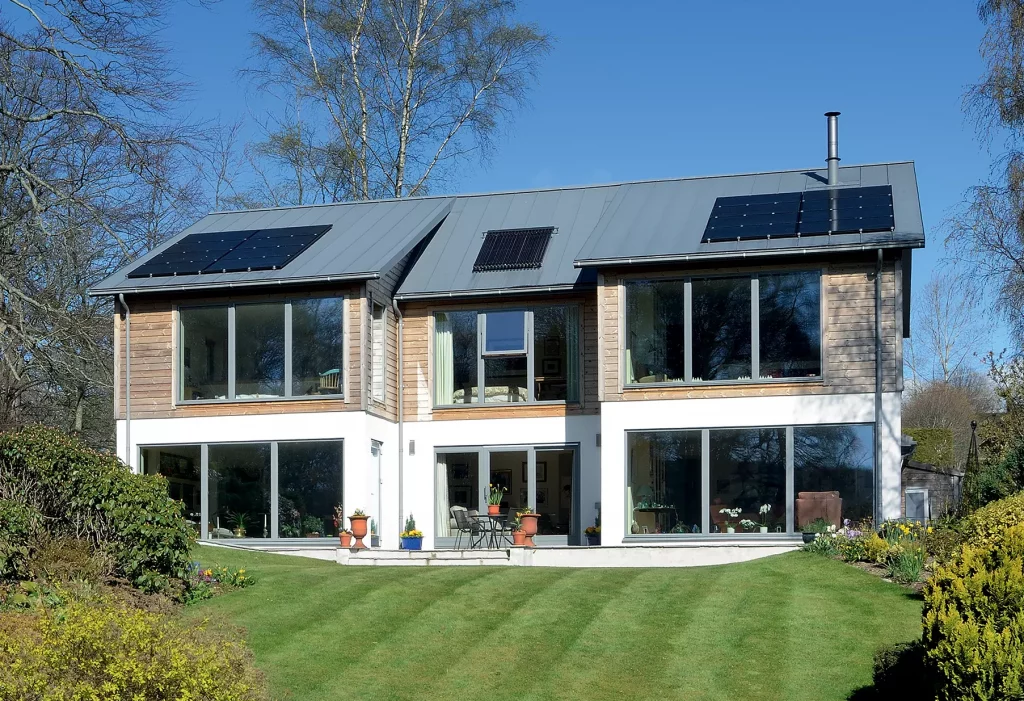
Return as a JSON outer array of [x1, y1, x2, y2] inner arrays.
[[188, 549, 921, 701]]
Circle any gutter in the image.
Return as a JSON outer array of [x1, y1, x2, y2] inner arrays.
[[88, 271, 381, 298], [118, 294, 131, 467], [392, 298, 404, 541], [874, 249, 883, 524], [573, 239, 926, 269]]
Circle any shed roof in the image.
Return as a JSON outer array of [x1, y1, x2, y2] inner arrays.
[[89, 196, 453, 295]]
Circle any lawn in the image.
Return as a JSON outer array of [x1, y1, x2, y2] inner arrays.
[[190, 548, 922, 701]]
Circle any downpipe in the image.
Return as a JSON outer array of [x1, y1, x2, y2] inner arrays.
[[874, 249, 883, 524], [118, 293, 131, 468], [392, 298, 404, 541]]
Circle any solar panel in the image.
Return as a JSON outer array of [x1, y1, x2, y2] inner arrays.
[[203, 225, 332, 273], [126, 230, 257, 278], [125, 225, 332, 278], [701, 186, 895, 243], [472, 227, 554, 272]]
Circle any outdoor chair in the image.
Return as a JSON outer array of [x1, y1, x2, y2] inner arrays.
[[451, 506, 487, 549]]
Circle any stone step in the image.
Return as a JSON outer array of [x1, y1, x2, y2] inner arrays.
[[337, 548, 512, 566]]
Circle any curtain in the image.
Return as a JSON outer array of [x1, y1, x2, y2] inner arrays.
[[433, 313, 453, 405], [435, 455, 450, 537], [565, 306, 580, 401]]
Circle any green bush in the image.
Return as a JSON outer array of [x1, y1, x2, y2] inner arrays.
[[959, 491, 1024, 550], [905, 427, 955, 468], [0, 425, 195, 585], [871, 641, 934, 699], [0, 598, 268, 700], [0, 499, 40, 580], [922, 522, 1024, 700]]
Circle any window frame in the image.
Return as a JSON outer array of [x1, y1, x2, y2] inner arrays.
[[432, 304, 582, 408], [623, 422, 877, 539], [622, 268, 825, 388], [176, 295, 345, 405]]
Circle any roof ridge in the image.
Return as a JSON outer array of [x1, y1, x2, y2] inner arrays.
[[209, 161, 915, 216]]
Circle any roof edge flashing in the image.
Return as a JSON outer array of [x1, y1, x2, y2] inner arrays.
[[87, 271, 381, 297]]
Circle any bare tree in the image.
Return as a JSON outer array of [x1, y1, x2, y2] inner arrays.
[[0, 0, 205, 446], [247, 0, 551, 202], [905, 269, 991, 387]]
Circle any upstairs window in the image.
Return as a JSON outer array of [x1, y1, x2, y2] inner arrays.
[[625, 271, 821, 386], [433, 306, 579, 406], [179, 296, 343, 402], [370, 303, 386, 403]]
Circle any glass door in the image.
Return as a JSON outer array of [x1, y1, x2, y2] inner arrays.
[[481, 450, 527, 518], [536, 448, 576, 537]]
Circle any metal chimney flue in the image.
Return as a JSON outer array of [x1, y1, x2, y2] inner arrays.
[[825, 111, 840, 186]]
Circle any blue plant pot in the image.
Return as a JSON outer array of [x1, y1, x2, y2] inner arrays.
[[401, 536, 423, 551]]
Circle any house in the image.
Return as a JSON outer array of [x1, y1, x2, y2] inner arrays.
[[89, 113, 924, 557]]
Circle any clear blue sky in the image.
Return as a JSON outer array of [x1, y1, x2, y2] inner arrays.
[[163, 0, 1005, 354]]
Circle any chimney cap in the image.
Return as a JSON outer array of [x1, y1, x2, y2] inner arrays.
[[825, 111, 841, 117]]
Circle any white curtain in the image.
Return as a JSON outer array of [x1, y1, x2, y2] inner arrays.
[[565, 306, 580, 401], [435, 455, 450, 537], [433, 313, 453, 405]]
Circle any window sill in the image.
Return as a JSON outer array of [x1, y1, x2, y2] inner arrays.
[[178, 395, 345, 406], [623, 377, 822, 390]]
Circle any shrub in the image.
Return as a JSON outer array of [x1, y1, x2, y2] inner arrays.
[[802, 533, 841, 556], [27, 536, 113, 584], [922, 522, 1024, 700], [0, 426, 195, 585], [858, 531, 892, 564], [0, 598, 268, 700], [959, 491, 1024, 550], [871, 640, 934, 699], [0, 499, 40, 580]]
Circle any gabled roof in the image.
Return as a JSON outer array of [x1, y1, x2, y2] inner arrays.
[[90, 161, 925, 299], [89, 196, 453, 296], [394, 185, 617, 300], [573, 162, 924, 267]]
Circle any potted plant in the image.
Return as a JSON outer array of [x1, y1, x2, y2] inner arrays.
[[585, 511, 601, 545], [518, 507, 540, 546], [400, 514, 424, 550], [757, 504, 772, 533], [511, 514, 527, 546], [486, 484, 505, 516], [740, 519, 758, 532], [230, 511, 248, 538], [349, 509, 369, 549], [801, 517, 831, 543], [302, 514, 323, 538], [333, 505, 352, 547], [718, 507, 741, 534]]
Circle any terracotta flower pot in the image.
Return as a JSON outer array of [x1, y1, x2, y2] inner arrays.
[[488, 504, 500, 516], [519, 513, 540, 547], [349, 516, 369, 549], [512, 530, 527, 546], [339, 532, 353, 548]]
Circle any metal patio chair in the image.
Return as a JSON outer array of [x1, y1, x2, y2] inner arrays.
[[451, 506, 487, 549]]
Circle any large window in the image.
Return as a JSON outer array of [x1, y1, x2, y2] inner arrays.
[[794, 425, 874, 527], [142, 439, 344, 539], [624, 271, 821, 385], [628, 432, 702, 534], [626, 423, 874, 536], [433, 306, 579, 406], [179, 296, 343, 402]]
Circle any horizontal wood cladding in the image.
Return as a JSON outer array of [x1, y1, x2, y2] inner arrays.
[[115, 288, 360, 420], [400, 293, 600, 422], [600, 258, 902, 402]]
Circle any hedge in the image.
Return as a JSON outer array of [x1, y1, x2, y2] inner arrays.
[[959, 492, 1024, 551], [0, 425, 194, 583], [904, 427, 955, 468]]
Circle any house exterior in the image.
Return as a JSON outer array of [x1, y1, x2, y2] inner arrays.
[[90, 120, 925, 553]]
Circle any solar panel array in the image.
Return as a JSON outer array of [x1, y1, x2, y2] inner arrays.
[[472, 227, 554, 272], [127, 225, 332, 278], [702, 185, 894, 243]]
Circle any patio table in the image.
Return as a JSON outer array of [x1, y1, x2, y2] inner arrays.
[[472, 512, 510, 549]]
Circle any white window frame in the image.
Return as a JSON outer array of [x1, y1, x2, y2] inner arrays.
[[904, 487, 930, 523]]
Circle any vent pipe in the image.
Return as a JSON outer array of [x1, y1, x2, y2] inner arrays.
[[825, 111, 841, 186]]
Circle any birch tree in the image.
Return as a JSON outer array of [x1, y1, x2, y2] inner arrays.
[[249, 0, 550, 202]]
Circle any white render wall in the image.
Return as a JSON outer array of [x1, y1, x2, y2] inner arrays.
[[401, 415, 602, 549], [599, 391, 902, 544], [116, 411, 401, 547]]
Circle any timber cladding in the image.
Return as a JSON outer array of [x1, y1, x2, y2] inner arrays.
[[399, 294, 600, 422], [115, 287, 361, 420], [598, 257, 902, 401]]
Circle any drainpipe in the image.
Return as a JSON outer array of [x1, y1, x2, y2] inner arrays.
[[392, 298, 404, 540], [118, 294, 131, 468], [874, 249, 883, 523]]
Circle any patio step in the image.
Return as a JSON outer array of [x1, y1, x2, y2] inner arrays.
[[337, 548, 511, 566]]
